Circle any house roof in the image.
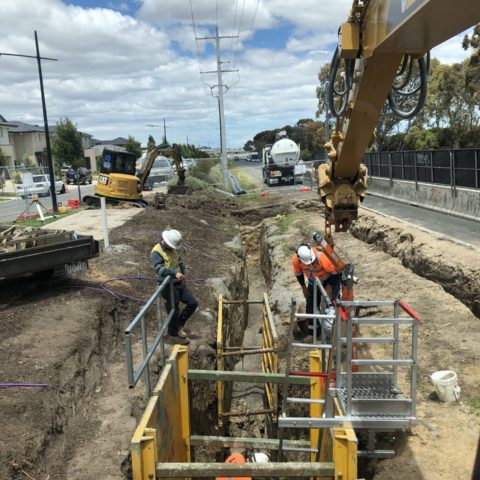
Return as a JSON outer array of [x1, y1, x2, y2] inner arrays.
[[93, 137, 128, 146], [0, 114, 6, 122], [9, 121, 46, 133], [7, 121, 92, 138]]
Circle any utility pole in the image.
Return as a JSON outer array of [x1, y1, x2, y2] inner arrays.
[[198, 27, 238, 191], [146, 119, 169, 146], [0, 32, 59, 211]]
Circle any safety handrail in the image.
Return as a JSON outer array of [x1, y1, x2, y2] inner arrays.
[[124, 275, 175, 396]]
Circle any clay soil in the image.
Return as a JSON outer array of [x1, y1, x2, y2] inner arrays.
[[0, 191, 241, 480], [1, 189, 479, 479]]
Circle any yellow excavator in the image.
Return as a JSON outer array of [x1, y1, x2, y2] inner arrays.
[[318, 0, 480, 241], [84, 144, 187, 207]]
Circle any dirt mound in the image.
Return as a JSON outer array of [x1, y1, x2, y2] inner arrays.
[[0, 190, 245, 479]]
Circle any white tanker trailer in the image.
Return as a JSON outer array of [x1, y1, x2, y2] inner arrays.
[[262, 133, 300, 186]]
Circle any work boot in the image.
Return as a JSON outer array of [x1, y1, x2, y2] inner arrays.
[[177, 327, 189, 339], [169, 334, 190, 345]]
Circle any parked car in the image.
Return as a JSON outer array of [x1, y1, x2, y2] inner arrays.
[[146, 156, 174, 185], [16, 174, 66, 198], [66, 167, 92, 185]]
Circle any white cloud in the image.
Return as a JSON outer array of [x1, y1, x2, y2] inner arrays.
[[0, 0, 475, 150], [431, 33, 471, 65]]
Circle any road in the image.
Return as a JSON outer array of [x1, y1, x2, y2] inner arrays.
[[234, 159, 480, 248], [0, 184, 95, 223]]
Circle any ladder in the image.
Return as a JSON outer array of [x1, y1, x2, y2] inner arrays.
[[277, 295, 338, 461], [277, 296, 420, 461]]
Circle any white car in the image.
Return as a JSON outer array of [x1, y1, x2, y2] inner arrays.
[[16, 174, 66, 198]]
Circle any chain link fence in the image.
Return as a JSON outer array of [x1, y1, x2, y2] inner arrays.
[[0, 165, 52, 197], [364, 149, 480, 189]]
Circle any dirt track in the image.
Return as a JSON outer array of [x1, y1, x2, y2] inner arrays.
[[1, 189, 479, 479]]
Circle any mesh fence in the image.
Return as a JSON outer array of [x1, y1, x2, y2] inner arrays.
[[364, 149, 480, 189]]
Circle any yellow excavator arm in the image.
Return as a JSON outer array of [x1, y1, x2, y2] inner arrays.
[[320, 0, 480, 236], [139, 143, 186, 188]]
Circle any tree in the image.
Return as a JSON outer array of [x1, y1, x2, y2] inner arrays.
[[51, 118, 83, 169], [125, 135, 142, 158], [147, 134, 156, 151], [243, 140, 255, 151]]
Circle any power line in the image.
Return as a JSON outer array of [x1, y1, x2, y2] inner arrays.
[[229, 0, 261, 89], [189, 0, 215, 93]]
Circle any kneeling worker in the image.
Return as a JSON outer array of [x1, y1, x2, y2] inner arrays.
[[292, 244, 340, 315], [151, 229, 198, 344]]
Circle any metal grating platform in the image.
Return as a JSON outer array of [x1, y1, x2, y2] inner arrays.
[[336, 373, 413, 418]]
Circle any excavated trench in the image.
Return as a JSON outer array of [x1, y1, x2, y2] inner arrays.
[[3, 194, 478, 480]]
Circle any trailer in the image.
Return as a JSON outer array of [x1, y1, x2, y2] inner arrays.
[[0, 226, 99, 279]]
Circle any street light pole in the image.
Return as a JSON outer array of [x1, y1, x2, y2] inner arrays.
[[0, 32, 59, 212], [34, 31, 57, 212]]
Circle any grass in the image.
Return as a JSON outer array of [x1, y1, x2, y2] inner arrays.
[[273, 214, 294, 235], [230, 166, 261, 191], [5, 206, 88, 228], [466, 397, 480, 414]]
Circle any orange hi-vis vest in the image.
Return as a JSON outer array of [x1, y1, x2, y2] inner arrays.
[[292, 247, 336, 283]]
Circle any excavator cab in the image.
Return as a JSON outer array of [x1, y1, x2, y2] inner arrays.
[[95, 149, 143, 202]]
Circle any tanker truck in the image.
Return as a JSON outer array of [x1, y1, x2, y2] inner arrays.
[[262, 131, 300, 186]]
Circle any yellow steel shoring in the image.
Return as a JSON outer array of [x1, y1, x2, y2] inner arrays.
[[216, 295, 225, 426], [131, 346, 190, 480], [309, 351, 358, 480]]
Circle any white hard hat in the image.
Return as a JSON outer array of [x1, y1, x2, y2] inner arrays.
[[162, 229, 182, 249], [297, 245, 315, 265], [251, 452, 269, 463]]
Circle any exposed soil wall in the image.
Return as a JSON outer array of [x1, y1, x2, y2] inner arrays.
[[255, 203, 480, 479], [350, 212, 480, 317], [0, 191, 249, 479]]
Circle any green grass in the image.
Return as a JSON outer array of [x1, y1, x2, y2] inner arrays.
[[466, 397, 480, 414], [5, 206, 88, 228], [230, 166, 261, 191], [168, 175, 211, 191], [273, 214, 295, 235]]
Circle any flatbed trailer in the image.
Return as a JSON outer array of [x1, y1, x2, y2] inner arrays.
[[0, 226, 99, 279]]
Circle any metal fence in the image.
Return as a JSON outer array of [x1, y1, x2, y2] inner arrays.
[[364, 149, 480, 189], [0, 165, 51, 197]]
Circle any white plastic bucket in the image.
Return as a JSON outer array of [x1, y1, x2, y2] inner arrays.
[[430, 370, 460, 402]]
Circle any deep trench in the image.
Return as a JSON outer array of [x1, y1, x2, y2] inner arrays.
[[12, 201, 479, 479]]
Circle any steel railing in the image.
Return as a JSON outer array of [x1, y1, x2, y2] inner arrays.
[[364, 148, 480, 189], [124, 276, 176, 396]]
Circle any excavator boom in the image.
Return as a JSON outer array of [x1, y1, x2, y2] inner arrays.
[[320, 0, 480, 235]]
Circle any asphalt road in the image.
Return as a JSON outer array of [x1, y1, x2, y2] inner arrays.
[[234, 159, 480, 248], [0, 183, 95, 223]]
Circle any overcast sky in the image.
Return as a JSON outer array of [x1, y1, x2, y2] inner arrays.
[[0, 0, 474, 148]]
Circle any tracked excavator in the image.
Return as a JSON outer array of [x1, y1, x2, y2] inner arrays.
[[83, 143, 187, 207], [318, 0, 480, 245]]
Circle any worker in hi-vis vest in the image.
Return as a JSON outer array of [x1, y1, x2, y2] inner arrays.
[[292, 244, 340, 314], [151, 229, 198, 345]]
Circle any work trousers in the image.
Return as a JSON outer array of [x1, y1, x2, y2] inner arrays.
[[162, 281, 198, 335], [306, 274, 340, 335], [305, 274, 341, 314]]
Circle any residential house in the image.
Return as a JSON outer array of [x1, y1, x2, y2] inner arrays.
[[0, 114, 16, 167], [4, 119, 96, 170]]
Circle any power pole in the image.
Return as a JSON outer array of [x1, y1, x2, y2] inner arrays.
[[0, 32, 59, 211], [198, 27, 238, 191]]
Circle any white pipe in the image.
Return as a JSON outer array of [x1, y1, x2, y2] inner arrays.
[[100, 196, 110, 250]]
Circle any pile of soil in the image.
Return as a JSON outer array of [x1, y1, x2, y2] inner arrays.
[[0, 191, 242, 480]]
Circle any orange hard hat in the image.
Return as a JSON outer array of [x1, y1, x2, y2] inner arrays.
[[216, 453, 252, 480]]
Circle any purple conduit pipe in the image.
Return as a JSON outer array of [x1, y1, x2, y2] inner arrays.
[[1, 383, 48, 388]]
